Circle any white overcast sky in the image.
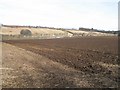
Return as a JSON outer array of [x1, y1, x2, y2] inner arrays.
[[0, 0, 119, 30]]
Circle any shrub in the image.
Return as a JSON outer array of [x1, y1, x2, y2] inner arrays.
[[20, 29, 32, 36]]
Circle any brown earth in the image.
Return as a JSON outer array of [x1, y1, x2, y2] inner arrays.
[[2, 36, 119, 88]]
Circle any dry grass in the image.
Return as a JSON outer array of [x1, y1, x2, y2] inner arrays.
[[0, 27, 70, 35]]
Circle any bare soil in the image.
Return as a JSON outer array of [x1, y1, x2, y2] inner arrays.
[[2, 36, 119, 88]]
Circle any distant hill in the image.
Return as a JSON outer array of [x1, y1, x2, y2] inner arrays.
[[1, 24, 117, 38], [79, 27, 119, 35]]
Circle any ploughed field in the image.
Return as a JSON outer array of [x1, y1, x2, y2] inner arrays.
[[3, 36, 119, 88]]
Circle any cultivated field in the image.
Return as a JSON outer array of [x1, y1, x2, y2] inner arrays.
[[2, 36, 119, 88]]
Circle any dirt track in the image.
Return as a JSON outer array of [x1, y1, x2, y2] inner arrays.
[[2, 36, 119, 88]]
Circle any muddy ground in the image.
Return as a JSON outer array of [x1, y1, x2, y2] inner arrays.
[[2, 36, 119, 88]]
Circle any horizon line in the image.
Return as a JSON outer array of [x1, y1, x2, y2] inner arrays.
[[0, 23, 118, 31]]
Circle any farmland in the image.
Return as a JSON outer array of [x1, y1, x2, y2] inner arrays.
[[0, 26, 116, 40], [2, 36, 119, 88]]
